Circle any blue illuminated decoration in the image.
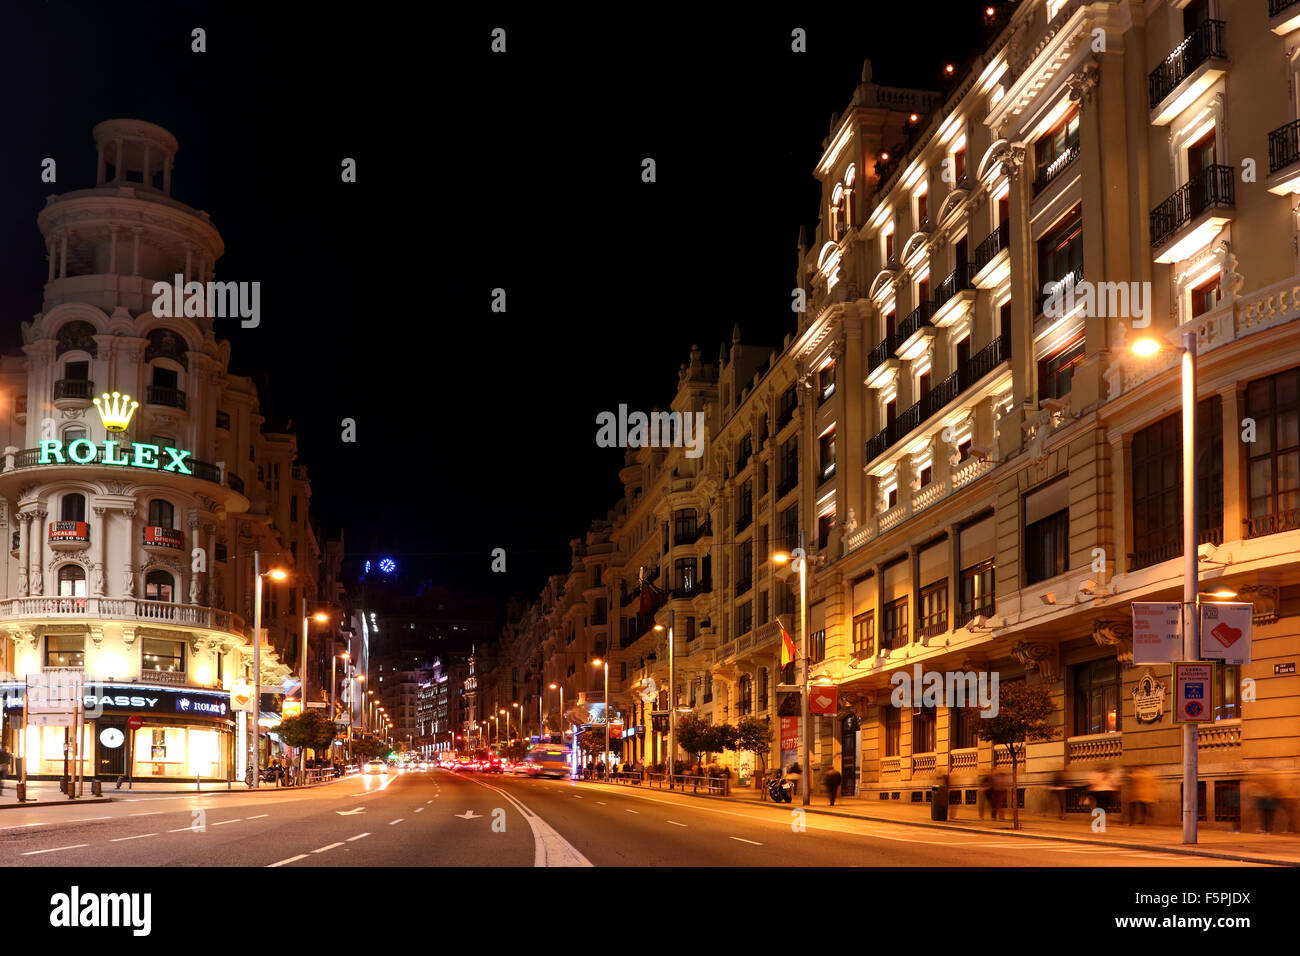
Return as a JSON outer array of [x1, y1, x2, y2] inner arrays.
[[364, 560, 372, 574], [379, 558, 396, 574]]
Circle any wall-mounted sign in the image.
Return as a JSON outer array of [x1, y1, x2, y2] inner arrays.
[[37, 438, 192, 475], [1200, 602, 1253, 666], [1276, 663, 1296, 676], [49, 520, 90, 543], [1172, 662, 1215, 724], [143, 525, 184, 549], [809, 686, 838, 715], [0, 683, 230, 720], [1131, 669, 1167, 724], [1132, 602, 1182, 664]]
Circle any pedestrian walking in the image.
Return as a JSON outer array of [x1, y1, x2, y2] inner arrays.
[[0, 747, 9, 794], [1051, 770, 1069, 820], [1126, 766, 1156, 825], [825, 767, 842, 806], [977, 773, 992, 820], [992, 770, 1011, 821], [1252, 772, 1282, 834]]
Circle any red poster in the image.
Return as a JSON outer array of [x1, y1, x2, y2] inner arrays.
[[809, 686, 838, 715], [780, 716, 799, 753]]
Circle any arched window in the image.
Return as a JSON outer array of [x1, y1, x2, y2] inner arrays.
[[57, 564, 86, 597], [61, 493, 86, 522], [145, 569, 174, 602], [148, 499, 174, 528]]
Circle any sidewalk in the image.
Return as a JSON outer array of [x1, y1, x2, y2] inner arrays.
[[580, 777, 1300, 866], [0, 771, 358, 808]]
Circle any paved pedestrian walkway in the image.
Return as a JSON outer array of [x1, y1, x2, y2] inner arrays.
[[581, 777, 1300, 865], [0, 771, 358, 807]]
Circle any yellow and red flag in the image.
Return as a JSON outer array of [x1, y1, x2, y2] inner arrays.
[[779, 619, 797, 668]]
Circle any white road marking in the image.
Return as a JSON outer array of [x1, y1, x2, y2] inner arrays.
[[730, 837, 763, 846], [247, 814, 269, 819], [667, 821, 687, 827], [468, 778, 593, 868], [426, 800, 433, 804], [110, 833, 157, 842], [415, 807, 424, 813], [22, 844, 87, 855], [268, 854, 308, 867], [67, 816, 112, 823], [389, 818, 404, 825], [212, 819, 242, 826], [625, 809, 639, 814], [597, 801, 607, 805], [346, 833, 370, 842], [129, 812, 163, 817], [312, 842, 344, 853], [167, 826, 203, 833]]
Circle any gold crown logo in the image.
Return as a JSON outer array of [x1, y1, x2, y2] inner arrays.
[[92, 391, 140, 432]]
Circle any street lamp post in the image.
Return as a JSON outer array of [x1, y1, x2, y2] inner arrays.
[[592, 659, 610, 773], [654, 611, 677, 776], [1134, 331, 1200, 844], [250, 553, 286, 790]]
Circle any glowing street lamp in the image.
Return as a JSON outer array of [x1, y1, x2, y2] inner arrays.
[[1132, 331, 1200, 844], [592, 658, 610, 773], [250, 554, 287, 789]]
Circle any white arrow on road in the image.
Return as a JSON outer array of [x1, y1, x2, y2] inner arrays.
[[455, 810, 482, 819], [336, 807, 366, 815]]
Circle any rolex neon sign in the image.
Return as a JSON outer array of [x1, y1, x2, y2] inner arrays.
[[38, 439, 193, 474]]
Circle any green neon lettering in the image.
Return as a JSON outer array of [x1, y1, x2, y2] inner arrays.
[[102, 440, 130, 465], [67, 438, 96, 464], [162, 446, 192, 475], [131, 443, 160, 469], [38, 440, 64, 463]]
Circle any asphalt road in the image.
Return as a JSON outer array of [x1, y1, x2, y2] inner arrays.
[[0, 769, 1267, 867]]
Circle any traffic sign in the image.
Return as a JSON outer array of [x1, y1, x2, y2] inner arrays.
[[1172, 661, 1215, 724], [127, 715, 143, 731], [1200, 602, 1252, 666]]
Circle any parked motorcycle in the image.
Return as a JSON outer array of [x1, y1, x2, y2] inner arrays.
[[768, 775, 793, 803]]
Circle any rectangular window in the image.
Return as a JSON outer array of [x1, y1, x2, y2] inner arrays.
[[1130, 395, 1224, 569], [289, 495, 298, 522], [817, 510, 835, 548], [673, 509, 697, 542], [1037, 207, 1083, 311], [884, 706, 901, 757], [777, 385, 798, 431], [1026, 507, 1069, 584], [141, 637, 185, 675], [737, 480, 753, 529], [738, 601, 753, 636], [918, 579, 948, 638], [736, 541, 752, 594], [45, 635, 85, 667], [950, 706, 979, 750], [819, 429, 836, 481], [778, 504, 799, 553], [1215, 664, 1240, 721], [1035, 106, 1080, 176], [1073, 657, 1121, 735], [1191, 275, 1221, 318], [1245, 367, 1300, 536], [912, 705, 936, 754], [809, 629, 826, 665], [673, 557, 697, 592], [852, 611, 874, 657], [1038, 332, 1086, 401], [778, 437, 799, 495], [818, 362, 836, 405], [958, 559, 995, 626], [883, 597, 909, 650]]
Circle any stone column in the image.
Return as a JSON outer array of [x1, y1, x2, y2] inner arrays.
[[30, 510, 47, 597], [947, 524, 961, 628], [131, 228, 141, 276], [46, 239, 55, 283], [108, 225, 119, 274], [1220, 384, 1244, 541], [17, 512, 30, 597], [92, 507, 108, 596], [873, 562, 885, 655], [58, 233, 68, 279], [908, 544, 920, 644], [121, 508, 137, 598]]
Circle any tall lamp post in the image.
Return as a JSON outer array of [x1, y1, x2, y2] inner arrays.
[[250, 553, 287, 789], [1134, 330, 1201, 844], [774, 535, 818, 806], [549, 683, 563, 747], [592, 658, 610, 772], [654, 610, 676, 776], [512, 702, 521, 745]]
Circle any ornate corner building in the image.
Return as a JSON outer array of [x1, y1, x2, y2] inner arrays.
[[0, 119, 322, 781]]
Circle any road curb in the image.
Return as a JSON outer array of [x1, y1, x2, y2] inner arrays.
[[0, 773, 356, 807], [574, 779, 1300, 867], [0, 796, 114, 809]]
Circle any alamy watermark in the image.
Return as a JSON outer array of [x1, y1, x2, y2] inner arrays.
[[1042, 278, 1151, 327], [151, 274, 260, 328], [889, 665, 1000, 717], [595, 405, 706, 459]]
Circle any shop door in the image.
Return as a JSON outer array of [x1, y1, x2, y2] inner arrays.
[[96, 722, 127, 778], [840, 714, 861, 797]]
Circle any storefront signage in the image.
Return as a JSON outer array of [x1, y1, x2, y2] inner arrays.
[[1131, 669, 1167, 724], [0, 683, 230, 720], [1132, 602, 1182, 664], [1200, 602, 1253, 666], [36, 438, 193, 475], [49, 520, 90, 542], [809, 686, 838, 715], [1172, 662, 1215, 724], [143, 525, 184, 549], [1276, 663, 1296, 676]]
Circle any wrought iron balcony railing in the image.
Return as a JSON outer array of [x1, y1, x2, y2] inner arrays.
[[1149, 164, 1234, 250]]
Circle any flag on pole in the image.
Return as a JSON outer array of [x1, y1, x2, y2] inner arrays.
[[779, 618, 797, 668]]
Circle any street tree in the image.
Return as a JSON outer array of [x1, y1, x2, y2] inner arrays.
[[730, 716, 774, 777], [964, 680, 1055, 830]]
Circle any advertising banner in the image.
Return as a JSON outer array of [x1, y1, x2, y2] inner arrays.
[[1200, 601, 1253, 666], [142, 525, 184, 549], [779, 715, 798, 772], [1132, 602, 1182, 664], [809, 686, 838, 715]]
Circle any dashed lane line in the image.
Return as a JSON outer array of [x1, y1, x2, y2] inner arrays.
[[22, 844, 87, 856], [389, 818, 404, 825], [312, 842, 344, 853], [667, 821, 687, 827], [247, 814, 268, 819], [110, 833, 158, 842], [346, 833, 370, 842], [211, 819, 242, 826], [268, 854, 308, 867], [730, 837, 763, 846]]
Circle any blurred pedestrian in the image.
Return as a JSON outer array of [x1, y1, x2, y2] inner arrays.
[[1051, 769, 1069, 820], [1252, 772, 1282, 834], [1127, 767, 1155, 825], [977, 773, 993, 820], [992, 769, 1011, 821], [825, 766, 842, 806]]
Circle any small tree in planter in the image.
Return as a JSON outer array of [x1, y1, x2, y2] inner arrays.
[[730, 716, 774, 782], [961, 679, 1055, 830]]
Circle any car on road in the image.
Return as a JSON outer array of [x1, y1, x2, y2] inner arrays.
[[362, 759, 388, 775], [485, 757, 503, 773]]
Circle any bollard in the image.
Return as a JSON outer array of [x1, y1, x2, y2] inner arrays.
[[92, 779, 102, 797], [196, 774, 201, 792], [16, 782, 25, 802]]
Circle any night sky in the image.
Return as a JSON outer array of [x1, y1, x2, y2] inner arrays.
[[0, 2, 992, 610]]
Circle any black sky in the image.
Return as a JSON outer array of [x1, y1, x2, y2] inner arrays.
[[0, 1, 996, 609]]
